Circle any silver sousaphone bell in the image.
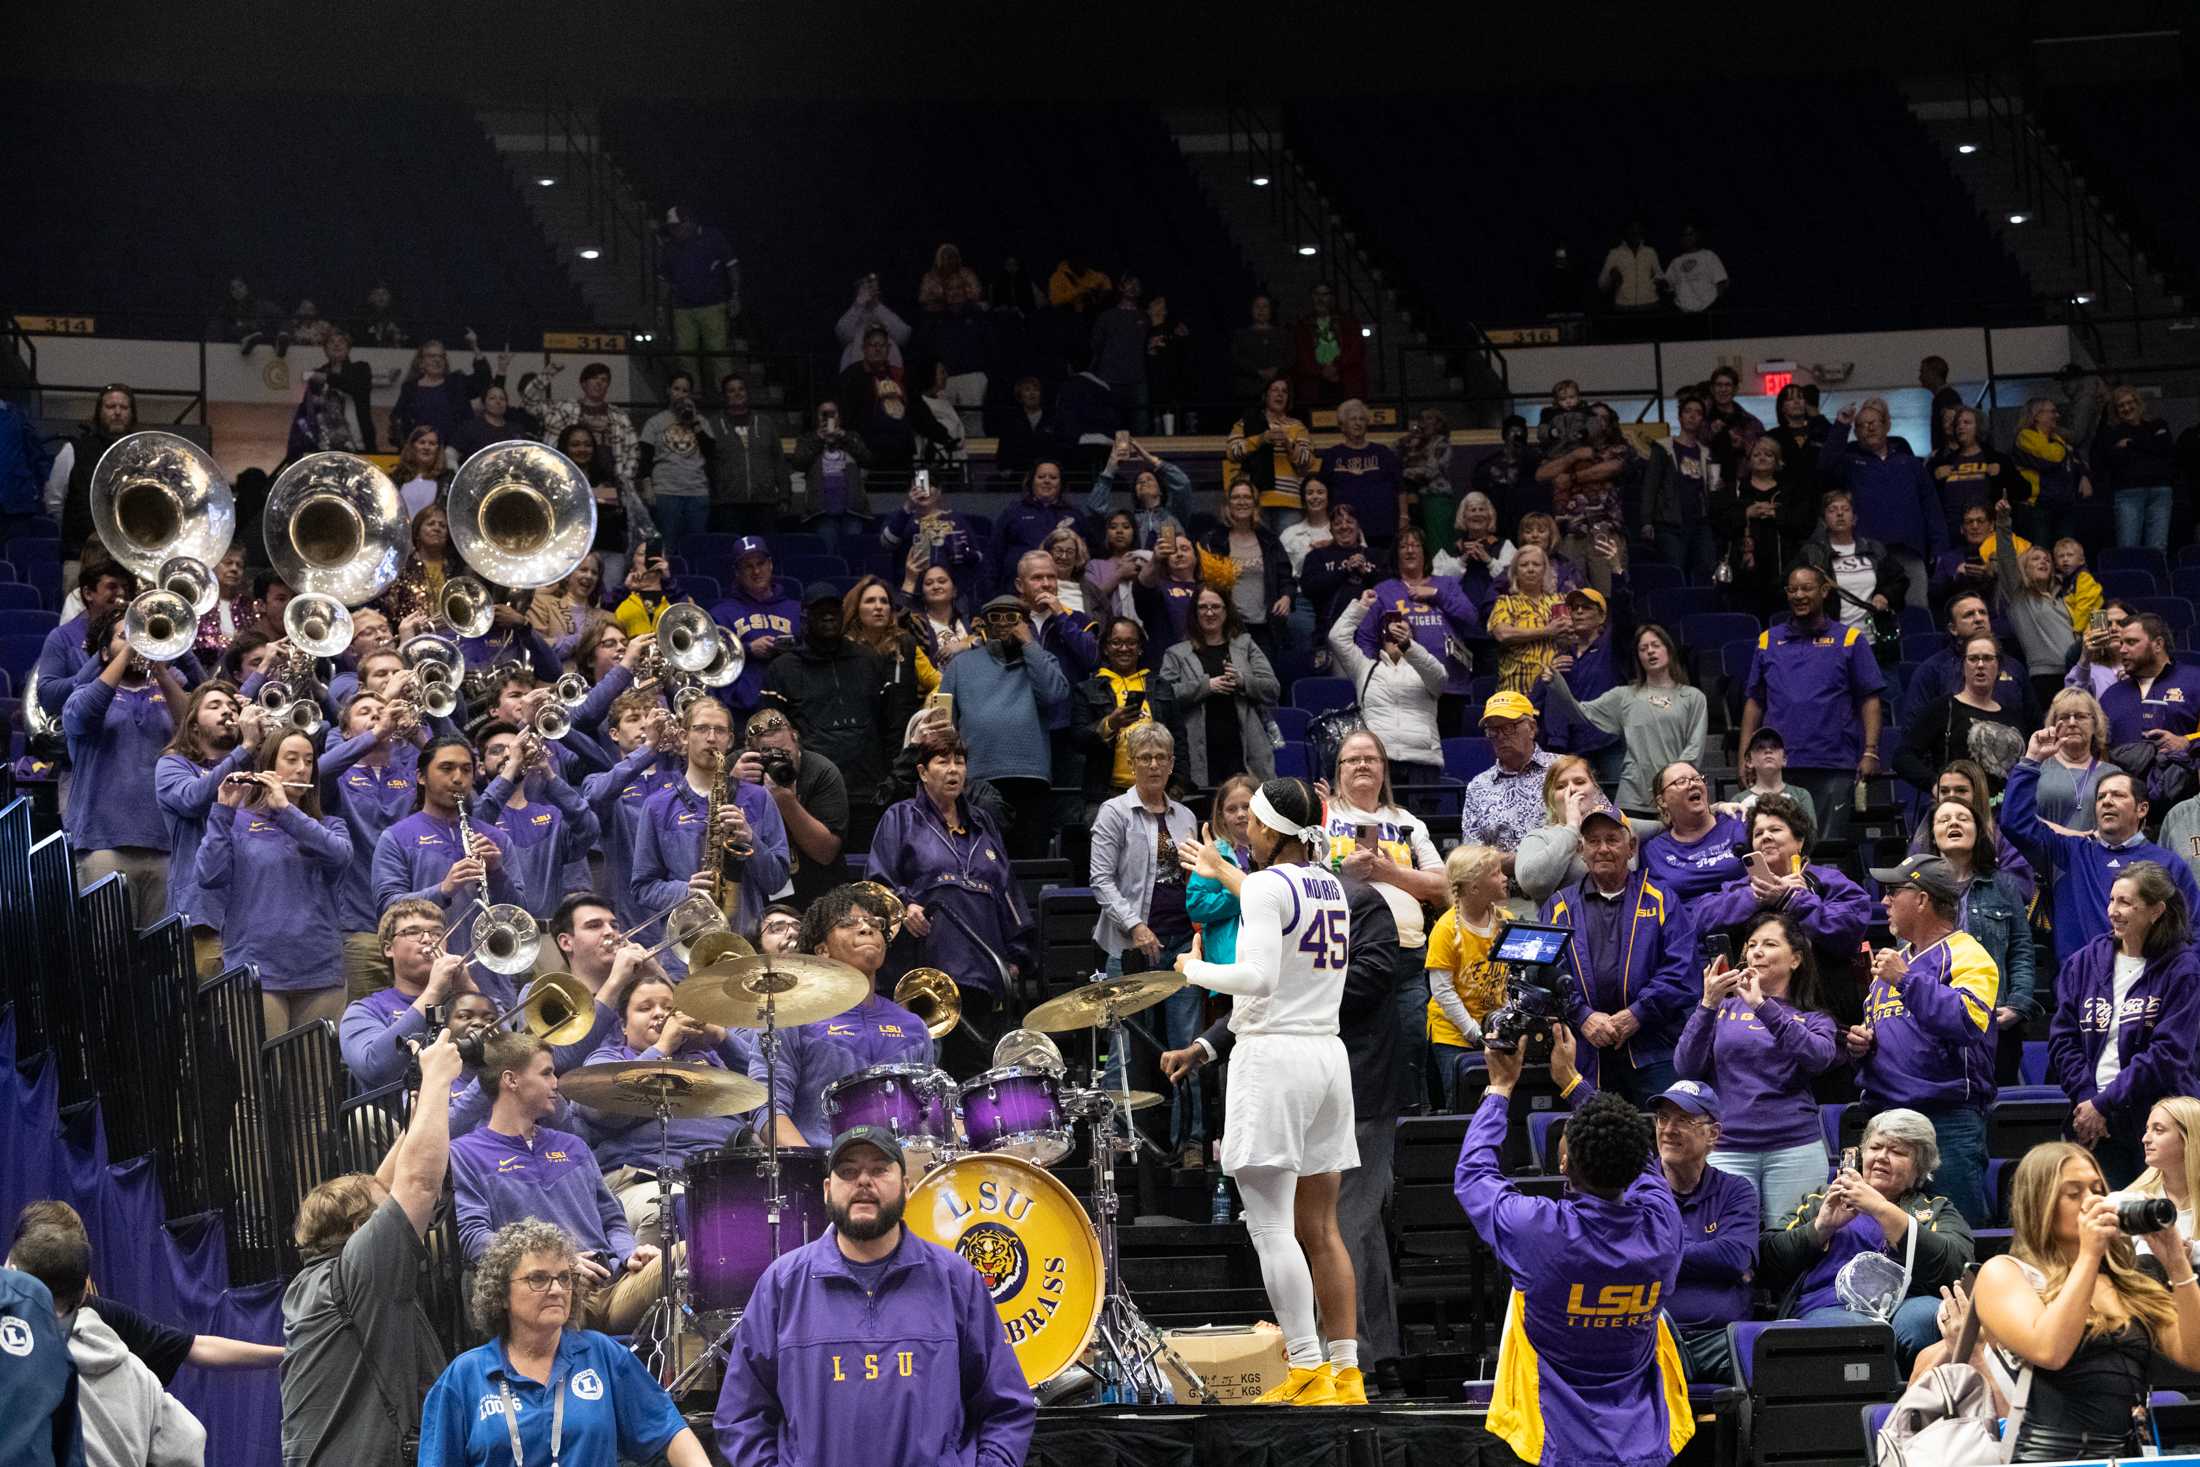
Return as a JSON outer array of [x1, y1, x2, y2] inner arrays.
[[89, 432, 237, 581], [447, 441, 598, 589], [263, 452, 410, 608]]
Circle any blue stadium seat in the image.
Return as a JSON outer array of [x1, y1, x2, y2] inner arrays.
[[782, 555, 850, 583], [1442, 736, 1494, 783], [0, 634, 44, 682], [0, 610, 57, 638], [0, 583, 36, 611], [1644, 587, 1727, 628], [1898, 633, 1945, 664], [2134, 595, 2196, 633], [1859, 1402, 1894, 1464], [1526, 1112, 1567, 1173], [1682, 612, 1761, 651], [672, 575, 721, 607], [2097, 568, 2160, 599], [768, 532, 830, 559], [681, 533, 747, 564], [1274, 742, 1312, 779], [2019, 1040, 2048, 1086], [2181, 545, 2200, 571], [2173, 568, 2200, 606], [2099, 546, 2170, 581], [1819, 1104, 1847, 1161], [1270, 706, 1311, 743], [1290, 677, 1357, 715], [1895, 605, 1937, 639], [1628, 562, 1685, 599]]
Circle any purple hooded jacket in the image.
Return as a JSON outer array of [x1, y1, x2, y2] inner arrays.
[[2046, 933, 2200, 1127]]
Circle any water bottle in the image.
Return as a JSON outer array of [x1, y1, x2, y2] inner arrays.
[[1211, 1166, 1233, 1225]]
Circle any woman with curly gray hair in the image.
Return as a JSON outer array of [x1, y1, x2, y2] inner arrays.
[[417, 1219, 708, 1466]]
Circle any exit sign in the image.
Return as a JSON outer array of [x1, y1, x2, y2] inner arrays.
[[1758, 360, 1797, 397]]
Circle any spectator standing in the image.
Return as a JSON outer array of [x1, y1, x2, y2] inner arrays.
[[1226, 378, 1316, 526], [1660, 224, 1729, 318], [280, 1034, 463, 1467], [1089, 724, 1204, 1164], [1894, 631, 2028, 794], [993, 376, 1065, 482], [1849, 855, 1998, 1223], [64, 609, 183, 923], [1739, 563, 1886, 841], [939, 597, 1069, 857], [703, 373, 791, 536], [1699, 367, 1763, 482], [1321, 399, 1408, 546], [44, 386, 138, 559], [788, 400, 873, 558], [1291, 283, 1367, 408], [389, 340, 475, 452], [883, 472, 986, 597], [1900, 591, 2033, 745], [1089, 274, 1149, 426], [1487, 543, 1566, 696], [1798, 488, 1907, 641], [1820, 398, 1944, 603], [1328, 591, 1447, 785], [1439, 491, 1516, 617], [2094, 384, 2177, 551], [2026, 688, 2110, 831], [1074, 616, 1182, 812], [1726, 424, 1818, 608], [2099, 611, 2200, 750], [1515, 756, 1635, 903], [1296, 503, 1382, 629], [1396, 409, 1456, 548], [1541, 622, 1706, 811], [1084, 436, 1193, 550], [1641, 760, 1748, 900], [1459, 691, 1558, 861], [988, 459, 1092, 597], [1688, 794, 1871, 1023], [1923, 794, 2039, 1082], [1230, 293, 1290, 403], [1203, 479, 1292, 660], [2012, 395, 2095, 551], [1928, 406, 2019, 543], [533, 363, 641, 504], [1596, 220, 1663, 319], [1766, 383, 1831, 494], [1678, 914, 1838, 1228], [1161, 586, 1279, 791], [1545, 806, 1699, 1104], [1928, 501, 2012, 611], [834, 274, 910, 372], [1640, 393, 1721, 585], [761, 585, 906, 853], [636, 372, 714, 551], [659, 205, 736, 386], [449, 380, 539, 463], [711, 537, 799, 712], [2047, 862, 2200, 1188], [1349, 525, 1479, 732]]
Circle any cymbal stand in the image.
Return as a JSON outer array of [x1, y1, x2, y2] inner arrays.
[[636, 1085, 690, 1383], [1084, 1003, 1212, 1405]]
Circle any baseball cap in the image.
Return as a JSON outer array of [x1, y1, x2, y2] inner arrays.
[[1654, 1080, 1722, 1120], [1868, 854, 1962, 904], [801, 581, 844, 607], [1564, 587, 1608, 614], [1745, 726, 1786, 753], [827, 1125, 905, 1171], [1480, 690, 1537, 725], [732, 535, 771, 562], [1579, 800, 1627, 834]]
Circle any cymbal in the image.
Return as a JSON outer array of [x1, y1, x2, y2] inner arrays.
[[675, 953, 870, 1029], [1065, 1087, 1165, 1114], [687, 930, 754, 970], [561, 1060, 766, 1118], [1023, 972, 1186, 1033]]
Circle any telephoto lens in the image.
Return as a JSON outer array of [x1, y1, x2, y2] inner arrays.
[[2114, 1195, 2179, 1234]]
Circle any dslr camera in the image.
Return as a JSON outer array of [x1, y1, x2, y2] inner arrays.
[[758, 747, 798, 786]]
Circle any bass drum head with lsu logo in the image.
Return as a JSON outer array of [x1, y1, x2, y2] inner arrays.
[[905, 1153, 1103, 1386]]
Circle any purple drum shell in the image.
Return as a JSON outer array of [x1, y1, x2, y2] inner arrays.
[[822, 1064, 953, 1151], [686, 1147, 828, 1314], [958, 1065, 1069, 1162]]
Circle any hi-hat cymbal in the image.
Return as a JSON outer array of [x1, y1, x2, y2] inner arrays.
[[560, 1060, 766, 1118], [1064, 1087, 1166, 1117], [1023, 972, 1186, 1033], [676, 953, 870, 1029]]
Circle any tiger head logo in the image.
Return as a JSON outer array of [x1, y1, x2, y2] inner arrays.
[[955, 1222, 1027, 1303]]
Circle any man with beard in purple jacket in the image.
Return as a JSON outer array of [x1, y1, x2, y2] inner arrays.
[[715, 1125, 1034, 1467]]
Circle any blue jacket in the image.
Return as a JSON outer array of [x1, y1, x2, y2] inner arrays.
[[2098, 662, 2200, 748], [419, 1328, 688, 1467], [1691, 862, 1872, 969], [33, 616, 91, 720], [2047, 936, 2200, 1130], [198, 802, 352, 991], [865, 796, 1034, 996], [1961, 871, 2038, 1020], [1819, 420, 1946, 556], [1859, 930, 1999, 1112], [155, 745, 254, 927], [712, 588, 802, 711], [0, 1267, 80, 1467], [2002, 759, 2200, 962], [713, 1229, 1036, 1467], [987, 494, 1093, 593], [1743, 616, 1886, 772], [1544, 871, 1699, 1082], [450, 1124, 635, 1268]]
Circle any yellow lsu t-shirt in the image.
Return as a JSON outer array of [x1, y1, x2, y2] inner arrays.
[[1425, 906, 1506, 1048]]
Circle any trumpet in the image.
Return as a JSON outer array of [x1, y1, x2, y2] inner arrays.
[[893, 967, 962, 1039], [554, 672, 590, 706], [417, 681, 459, 719], [257, 680, 297, 714], [283, 700, 324, 736], [283, 592, 354, 659], [400, 631, 462, 677]]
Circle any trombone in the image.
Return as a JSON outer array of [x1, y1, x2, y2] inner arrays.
[[614, 893, 729, 964], [893, 967, 963, 1039], [448, 971, 597, 1063], [531, 702, 572, 742], [436, 900, 542, 975]]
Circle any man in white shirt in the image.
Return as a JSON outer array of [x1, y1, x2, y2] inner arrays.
[[1662, 225, 1730, 315], [1598, 221, 1663, 313]]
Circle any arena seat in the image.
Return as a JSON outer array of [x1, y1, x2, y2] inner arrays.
[[0, 609, 58, 638], [2018, 1040, 2049, 1086], [1730, 1320, 1899, 1467], [1441, 736, 1494, 783], [2098, 547, 2171, 582], [1683, 612, 1761, 652], [0, 583, 40, 612], [1269, 706, 1312, 743], [0, 83, 590, 340], [1289, 676, 1358, 715], [2097, 568, 2161, 600], [2134, 595, 2196, 633]]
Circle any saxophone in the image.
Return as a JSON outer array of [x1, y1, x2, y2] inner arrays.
[[699, 751, 749, 915]]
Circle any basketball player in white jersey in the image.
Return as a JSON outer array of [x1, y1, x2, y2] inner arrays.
[[1176, 776, 1362, 1405]]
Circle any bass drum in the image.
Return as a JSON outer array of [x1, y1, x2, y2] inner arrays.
[[686, 1146, 830, 1314], [904, 1153, 1103, 1386]]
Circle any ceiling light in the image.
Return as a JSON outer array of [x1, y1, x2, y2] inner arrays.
[[2073, 292, 2095, 305], [1297, 245, 1317, 257], [1956, 143, 1978, 156], [2007, 212, 2029, 225], [535, 175, 557, 186], [1251, 175, 1271, 187], [577, 247, 602, 260], [1360, 326, 1373, 337]]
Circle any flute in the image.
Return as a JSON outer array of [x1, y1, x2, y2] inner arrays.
[[224, 774, 314, 789]]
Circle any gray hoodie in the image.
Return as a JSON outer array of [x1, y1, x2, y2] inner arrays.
[[65, 1306, 205, 1467]]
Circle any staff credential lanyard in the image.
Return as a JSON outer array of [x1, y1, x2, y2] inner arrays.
[[499, 1372, 564, 1467]]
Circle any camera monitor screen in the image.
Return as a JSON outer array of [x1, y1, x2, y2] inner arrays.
[[1491, 922, 1572, 966]]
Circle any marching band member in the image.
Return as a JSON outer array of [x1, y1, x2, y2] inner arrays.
[[339, 901, 474, 1090], [713, 1126, 1035, 1467], [1174, 777, 1364, 1405], [481, 667, 611, 777], [322, 606, 392, 704], [64, 606, 188, 922], [579, 975, 754, 1241], [35, 560, 136, 721], [449, 1033, 666, 1333], [199, 728, 355, 1038], [750, 887, 933, 1149], [580, 690, 683, 929], [631, 697, 789, 977], [753, 901, 804, 955], [471, 721, 602, 921], [371, 736, 523, 1005], [321, 688, 427, 996], [155, 680, 260, 966], [562, 627, 653, 743], [864, 728, 1032, 1050]]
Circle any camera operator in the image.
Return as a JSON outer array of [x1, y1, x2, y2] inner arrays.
[[1543, 804, 1701, 1105], [1455, 1023, 1692, 1465], [736, 708, 848, 909]]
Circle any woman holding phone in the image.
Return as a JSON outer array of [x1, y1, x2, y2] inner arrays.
[[1676, 911, 1841, 1224]]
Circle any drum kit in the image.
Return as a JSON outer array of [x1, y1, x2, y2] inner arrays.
[[561, 953, 1216, 1405]]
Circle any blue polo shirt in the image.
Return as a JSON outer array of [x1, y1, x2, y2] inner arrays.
[[418, 1328, 687, 1467], [1744, 616, 1886, 770], [2099, 662, 2200, 748]]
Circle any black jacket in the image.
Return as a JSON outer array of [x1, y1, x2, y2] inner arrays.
[[760, 638, 910, 805], [1759, 1185, 1974, 1319], [1198, 874, 1403, 1119], [1072, 673, 1186, 803], [1198, 522, 1294, 617]]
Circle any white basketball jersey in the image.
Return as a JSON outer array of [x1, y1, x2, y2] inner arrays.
[[1223, 861, 1352, 1037]]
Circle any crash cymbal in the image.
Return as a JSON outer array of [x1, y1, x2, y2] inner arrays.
[[687, 930, 755, 970], [1022, 972, 1186, 1033], [675, 953, 870, 1029], [560, 1060, 767, 1119]]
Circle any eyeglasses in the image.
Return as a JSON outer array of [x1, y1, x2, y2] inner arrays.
[[1132, 752, 1172, 766], [392, 926, 442, 943], [1660, 776, 1707, 793], [518, 1271, 576, 1294], [1962, 654, 1999, 664]]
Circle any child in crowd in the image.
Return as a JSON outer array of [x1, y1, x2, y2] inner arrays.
[[2051, 537, 2103, 633], [1537, 379, 1590, 455], [1724, 726, 1818, 835]]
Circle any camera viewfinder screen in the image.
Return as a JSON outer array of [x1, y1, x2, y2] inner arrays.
[[1491, 923, 1570, 965]]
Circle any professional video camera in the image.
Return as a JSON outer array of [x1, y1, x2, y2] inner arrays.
[[1481, 920, 1575, 1058]]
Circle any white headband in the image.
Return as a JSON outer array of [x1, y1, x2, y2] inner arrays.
[[1250, 789, 1327, 858]]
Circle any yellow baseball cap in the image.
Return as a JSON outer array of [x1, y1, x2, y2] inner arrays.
[[1480, 691, 1537, 725]]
